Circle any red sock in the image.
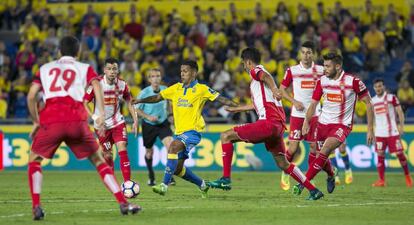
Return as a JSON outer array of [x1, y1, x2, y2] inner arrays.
[[377, 155, 385, 180], [96, 163, 127, 204], [322, 157, 335, 177], [284, 164, 315, 190], [308, 152, 316, 167], [222, 143, 234, 178], [28, 162, 42, 208], [396, 153, 410, 176], [285, 151, 293, 162], [118, 150, 131, 181], [306, 153, 329, 181]]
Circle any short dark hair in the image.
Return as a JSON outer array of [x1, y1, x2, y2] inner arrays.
[[59, 36, 80, 57], [323, 53, 343, 65], [104, 57, 119, 66], [301, 41, 315, 52], [373, 78, 384, 84], [241, 47, 261, 64], [182, 60, 198, 72]]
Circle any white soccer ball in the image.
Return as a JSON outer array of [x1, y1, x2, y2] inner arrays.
[[121, 180, 140, 198]]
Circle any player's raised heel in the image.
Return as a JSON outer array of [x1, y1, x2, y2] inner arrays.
[[345, 169, 353, 184], [120, 203, 142, 215], [405, 175, 412, 187], [32, 206, 45, 221], [280, 172, 290, 191], [292, 183, 304, 196], [207, 177, 232, 191], [307, 188, 324, 200], [327, 167, 338, 193], [152, 183, 168, 195]]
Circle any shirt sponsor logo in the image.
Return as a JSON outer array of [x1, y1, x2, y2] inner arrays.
[[177, 98, 193, 107], [374, 106, 386, 114], [300, 80, 315, 89], [326, 93, 343, 103], [104, 97, 116, 105]]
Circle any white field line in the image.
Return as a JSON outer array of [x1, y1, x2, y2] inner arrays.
[[1, 201, 413, 219]]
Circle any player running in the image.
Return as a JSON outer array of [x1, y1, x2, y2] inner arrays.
[[132, 60, 237, 198], [84, 57, 138, 183], [27, 36, 140, 220], [135, 68, 174, 186], [279, 41, 324, 190], [371, 78, 412, 187], [208, 47, 324, 200], [293, 53, 374, 196]]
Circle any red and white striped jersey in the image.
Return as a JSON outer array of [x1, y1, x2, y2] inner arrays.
[[281, 62, 324, 118], [249, 65, 286, 123], [312, 71, 369, 128], [372, 92, 400, 137], [32, 56, 98, 124], [84, 76, 132, 129]]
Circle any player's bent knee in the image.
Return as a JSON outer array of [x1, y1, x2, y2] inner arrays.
[[221, 129, 238, 143], [29, 152, 43, 163]]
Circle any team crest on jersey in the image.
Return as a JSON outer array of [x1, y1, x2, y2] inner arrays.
[[326, 93, 343, 103], [358, 80, 366, 91], [192, 87, 197, 93], [86, 86, 93, 94]]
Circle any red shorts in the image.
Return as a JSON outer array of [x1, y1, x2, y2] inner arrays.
[[289, 116, 318, 142], [375, 136, 403, 153], [233, 119, 286, 155], [95, 123, 127, 152], [31, 121, 99, 159], [315, 123, 351, 151]]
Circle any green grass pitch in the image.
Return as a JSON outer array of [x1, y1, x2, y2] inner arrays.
[[0, 171, 412, 225]]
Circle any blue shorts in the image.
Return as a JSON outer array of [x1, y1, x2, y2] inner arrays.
[[173, 130, 201, 160]]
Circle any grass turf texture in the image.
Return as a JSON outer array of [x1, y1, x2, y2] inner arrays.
[[0, 171, 412, 225]]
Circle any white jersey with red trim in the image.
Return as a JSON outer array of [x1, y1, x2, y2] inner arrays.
[[281, 62, 324, 118], [84, 76, 132, 129], [249, 65, 286, 123], [32, 56, 98, 124], [312, 71, 369, 128], [372, 92, 400, 137]]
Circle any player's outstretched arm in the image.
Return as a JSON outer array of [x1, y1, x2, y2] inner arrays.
[[215, 96, 238, 107], [259, 72, 282, 100], [396, 104, 405, 136], [91, 79, 105, 136], [27, 83, 41, 138], [280, 85, 305, 111], [135, 108, 158, 122], [225, 104, 255, 113], [131, 94, 164, 104], [361, 95, 374, 145], [302, 100, 318, 135]]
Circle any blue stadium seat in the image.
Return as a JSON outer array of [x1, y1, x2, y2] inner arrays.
[[406, 107, 414, 118]]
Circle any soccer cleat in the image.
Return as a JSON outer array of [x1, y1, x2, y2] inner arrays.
[[32, 206, 44, 220], [152, 183, 168, 195], [345, 169, 353, 184], [405, 175, 413, 187], [120, 203, 142, 215], [372, 179, 386, 187], [280, 172, 290, 191], [327, 167, 338, 193], [292, 183, 304, 196], [169, 177, 176, 186], [147, 179, 156, 186], [335, 176, 341, 185], [200, 180, 209, 199], [207, 177, 232, 190], [307, 188, 324, 200]]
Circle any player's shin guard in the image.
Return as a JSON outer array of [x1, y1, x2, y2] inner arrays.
[[284, 164, 315, 190], [329, 154, 338, 168], [96, 163, 127, 204], [341, 151, 350, 170], [396, 152, 410, 176], [163, 154, 178, 185], [308, 152, 316, 168], [28, 162, 42, 208], [145, 156, 155, 182], [177, 167, 203, 187], [222, 143, 234, 178], [322, 156, 335, 177], [306, 153, 330, 180], [377, 155, 385, 180], [119, 150, 131, 181]]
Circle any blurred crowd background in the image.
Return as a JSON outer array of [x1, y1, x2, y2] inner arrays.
[[1, 0, 414, 124]]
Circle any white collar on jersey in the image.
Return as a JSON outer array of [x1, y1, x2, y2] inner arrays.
[[58, 56, 75, 62], [299, 61, 314, 70]]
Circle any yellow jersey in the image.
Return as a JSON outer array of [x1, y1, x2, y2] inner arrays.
[[160, 80, 219, 134]]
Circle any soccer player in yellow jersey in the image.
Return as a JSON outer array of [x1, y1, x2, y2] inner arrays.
[[132, 60, 237, 198]]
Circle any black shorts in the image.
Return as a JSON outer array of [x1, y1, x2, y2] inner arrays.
[[142, 120, 173, 148]]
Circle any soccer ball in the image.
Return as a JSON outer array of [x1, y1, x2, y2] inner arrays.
[[121, 180, 140, 198]]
